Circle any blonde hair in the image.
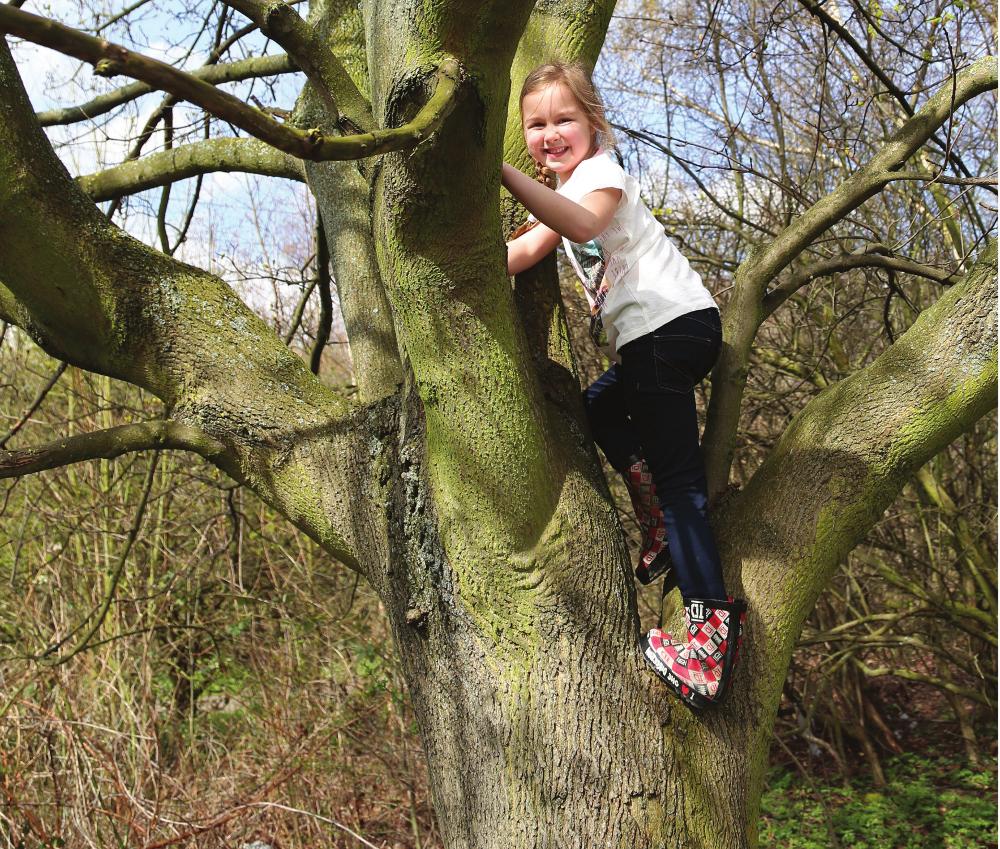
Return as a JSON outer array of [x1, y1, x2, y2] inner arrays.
[[519, 62, 616, 178]]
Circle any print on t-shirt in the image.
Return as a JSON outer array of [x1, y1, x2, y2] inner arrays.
[[570, 239, 610, 349]]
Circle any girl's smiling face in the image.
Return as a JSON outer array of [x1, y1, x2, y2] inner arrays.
[[521, 82, 596, 181]]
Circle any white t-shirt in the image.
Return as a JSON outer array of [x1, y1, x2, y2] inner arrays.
[[550, 150, 717, 356]]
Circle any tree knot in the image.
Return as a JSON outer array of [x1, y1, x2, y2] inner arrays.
[[405, 606, 429, 629]]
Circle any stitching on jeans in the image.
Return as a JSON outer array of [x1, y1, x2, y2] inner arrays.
[[677, 315, 719, 332], [652, 333, 715, 345]]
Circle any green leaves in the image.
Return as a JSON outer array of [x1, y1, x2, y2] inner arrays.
[[760, 753, 998, 849]]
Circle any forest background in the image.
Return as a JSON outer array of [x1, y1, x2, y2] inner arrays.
[[0, 0, 996, 846]]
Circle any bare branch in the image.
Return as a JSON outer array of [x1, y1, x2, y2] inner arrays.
[[796, 0, 992, 192], [94, 0, 155, 33], [612, 122, 776, 237], [0, 5, 461, 161], [309, 214, 332, 375], [879, 171, 998, 188], [763, 251, 955, 317], [702, 55, 998, 495], [283, 278, 318, 345], [0, 361, 67, 448], [155, 107, 173, 252], [852, 659, 992, 705], [0, 419, 229, 479], [36, 52, 297, 127], [78, 137, 306, 201], [220, 0, 373, 134], [37, 451, 160, 665]]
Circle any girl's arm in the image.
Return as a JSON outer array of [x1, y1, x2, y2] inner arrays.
[[501, 163, 621, 244], [506, 221, 561, 275]]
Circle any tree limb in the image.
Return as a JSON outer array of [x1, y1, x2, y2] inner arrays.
[[763, 251, 955, 317], [35, 52, 297, 127], [309, 214, 332, 375], [220, 0, 373, 134], [852, 659, 992, 705], [283, 278, 318, 344], [92, 17, 265, 218], [0, 38, 393, 574], [0, 420, 228, 478], [882, 172, 998, 187], [721, 239, 997, 726], [702, 54, 998, 495], [78, 137, 306, 201], [0, 5, 460, 161]]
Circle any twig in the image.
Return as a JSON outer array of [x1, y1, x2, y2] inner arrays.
[[0, 361, 67, 448], [37, 451, 161, 664]]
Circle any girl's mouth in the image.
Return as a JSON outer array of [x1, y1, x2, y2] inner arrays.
[[546, 146, 568, 157]]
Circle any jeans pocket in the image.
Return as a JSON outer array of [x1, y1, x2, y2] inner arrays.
[[652, 334, 717, 393]]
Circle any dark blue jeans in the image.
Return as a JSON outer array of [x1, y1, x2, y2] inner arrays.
[[583, 307, 726, 600]]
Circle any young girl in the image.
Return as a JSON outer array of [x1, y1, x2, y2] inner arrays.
[[503, 62, 746, 711]]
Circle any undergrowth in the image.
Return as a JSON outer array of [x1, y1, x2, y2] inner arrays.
[[759, 751, 998, 849]]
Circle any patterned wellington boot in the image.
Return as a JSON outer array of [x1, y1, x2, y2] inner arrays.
[[639, 597, 748, 710], [623, 457, 676, 589]]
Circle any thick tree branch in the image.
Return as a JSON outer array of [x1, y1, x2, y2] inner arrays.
[[78, 137, 306, 201], [720, 238, 996, 747], [0, 5, 460, 161], [0, 419, 228, 478], [36, 53, 297, 127], [0, 38, 393, 574], [702, 54, 998, 495], [221, 0, 374, 134]]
